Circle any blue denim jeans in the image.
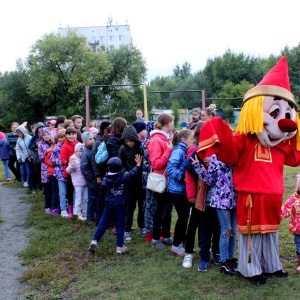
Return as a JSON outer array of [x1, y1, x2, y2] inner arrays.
[[144, 189, 157, 233], [58, 180, 67, 211], [2, 160, 11, 179], [93, 206, 126, 247], [216, 208, 237, 262], [20, 161, 33, 189], [294, 233, 300, 256]]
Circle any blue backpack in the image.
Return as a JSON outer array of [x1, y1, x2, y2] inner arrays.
[[95, 141, 108, 164]]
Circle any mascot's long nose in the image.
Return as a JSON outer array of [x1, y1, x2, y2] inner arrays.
[[278, 119, 298, 132]]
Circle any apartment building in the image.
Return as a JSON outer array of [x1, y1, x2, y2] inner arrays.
[[57, 17, 132, 51]]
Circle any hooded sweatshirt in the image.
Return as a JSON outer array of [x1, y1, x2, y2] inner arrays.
[[16, 126, 33, 162], [28, 122, 45, 164], [119, 125, 141, 171]]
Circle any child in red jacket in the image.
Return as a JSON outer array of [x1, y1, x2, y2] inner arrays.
[[60, 127, 78, 218]]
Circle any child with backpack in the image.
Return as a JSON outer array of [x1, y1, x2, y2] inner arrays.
[[88, 155, 142, 254]]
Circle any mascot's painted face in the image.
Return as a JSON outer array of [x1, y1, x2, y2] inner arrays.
[[257, 96, 297, 148]]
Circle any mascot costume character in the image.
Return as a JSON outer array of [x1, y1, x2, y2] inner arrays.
[[198, 56, 300, 285]]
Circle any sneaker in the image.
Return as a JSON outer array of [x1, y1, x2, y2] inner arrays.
[[45, 208, 51, 214], [296, 265, 300, 272], [220, 260, 239, 276], [51, 209, 59, 215], [171, 245, 186, 257], [78, 215, 87, 221], [116, 246, 128, 253], [23, 181, 28, 187], [151, 239, 166, 250], [228, 258, 238, 271], [162, 237, 173, 245], [88, 240, 97, 253], [198, 261, 208, 272], [138, 228, 146, 237], [182, 254, 193, 268], [6, 178, 11, 181], [61, 210, 68, 218], [213, 254, 221, 265], [124, 232, 132, 242]]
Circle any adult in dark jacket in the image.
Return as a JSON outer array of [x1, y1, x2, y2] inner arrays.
[[7, 122, 21, 182], [28, 122, 45, 190], [88, 156, 142, 254]]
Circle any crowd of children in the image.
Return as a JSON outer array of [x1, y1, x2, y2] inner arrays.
[[1, 106, 300, 280]]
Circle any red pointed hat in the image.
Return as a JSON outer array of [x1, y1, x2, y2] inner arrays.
[[243, 56, 296, 110]]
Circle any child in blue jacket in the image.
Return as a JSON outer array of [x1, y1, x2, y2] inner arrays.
[[89, 155, 142, 254]]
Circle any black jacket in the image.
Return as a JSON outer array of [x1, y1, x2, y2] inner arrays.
[[81, 146, 97, 189]]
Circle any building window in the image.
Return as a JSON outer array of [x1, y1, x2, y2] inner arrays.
[[109, 36, 114, 41], [119, 35, 123, 41], [110, 45, 114, 50], [91, 36, 96, 42], [100, 36, 105, 42]]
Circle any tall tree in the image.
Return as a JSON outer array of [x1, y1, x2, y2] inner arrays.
[[27, 31, 112, 115]]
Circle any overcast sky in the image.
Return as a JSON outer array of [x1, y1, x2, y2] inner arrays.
[[1, 0, 299, 81]]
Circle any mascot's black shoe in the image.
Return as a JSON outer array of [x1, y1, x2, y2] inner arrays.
[[247, 275, 267, 285], [272, 269, 289, 278]]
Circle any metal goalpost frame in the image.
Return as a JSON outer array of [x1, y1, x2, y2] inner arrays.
[[85, 83, 148, 129]]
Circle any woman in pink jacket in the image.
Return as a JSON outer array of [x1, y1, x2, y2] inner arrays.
[[147, 113, 174, 250]]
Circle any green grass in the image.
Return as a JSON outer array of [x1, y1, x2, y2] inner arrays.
[[2, 164, 300, 299]]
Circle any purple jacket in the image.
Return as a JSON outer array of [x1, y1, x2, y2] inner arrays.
[[193, 154, 237, 209], [50, 142, 66, 182], [38, 140, 52, 183], [0, 139, 10, 160]]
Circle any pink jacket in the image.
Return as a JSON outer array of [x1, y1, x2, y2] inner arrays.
[[147, 130, 172, 176], [66, 154, 86, 187], [281, 192, 300, 234]]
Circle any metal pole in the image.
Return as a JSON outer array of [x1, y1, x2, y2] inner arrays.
[[85, 86, 90, 130], [201, 90, 206, 110], [143, 84, 148, 121]]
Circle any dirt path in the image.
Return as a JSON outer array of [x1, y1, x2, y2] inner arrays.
[[0, 183, 32, 300]]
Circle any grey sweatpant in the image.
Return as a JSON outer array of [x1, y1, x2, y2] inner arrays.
[[238, 232, 282, 277]]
